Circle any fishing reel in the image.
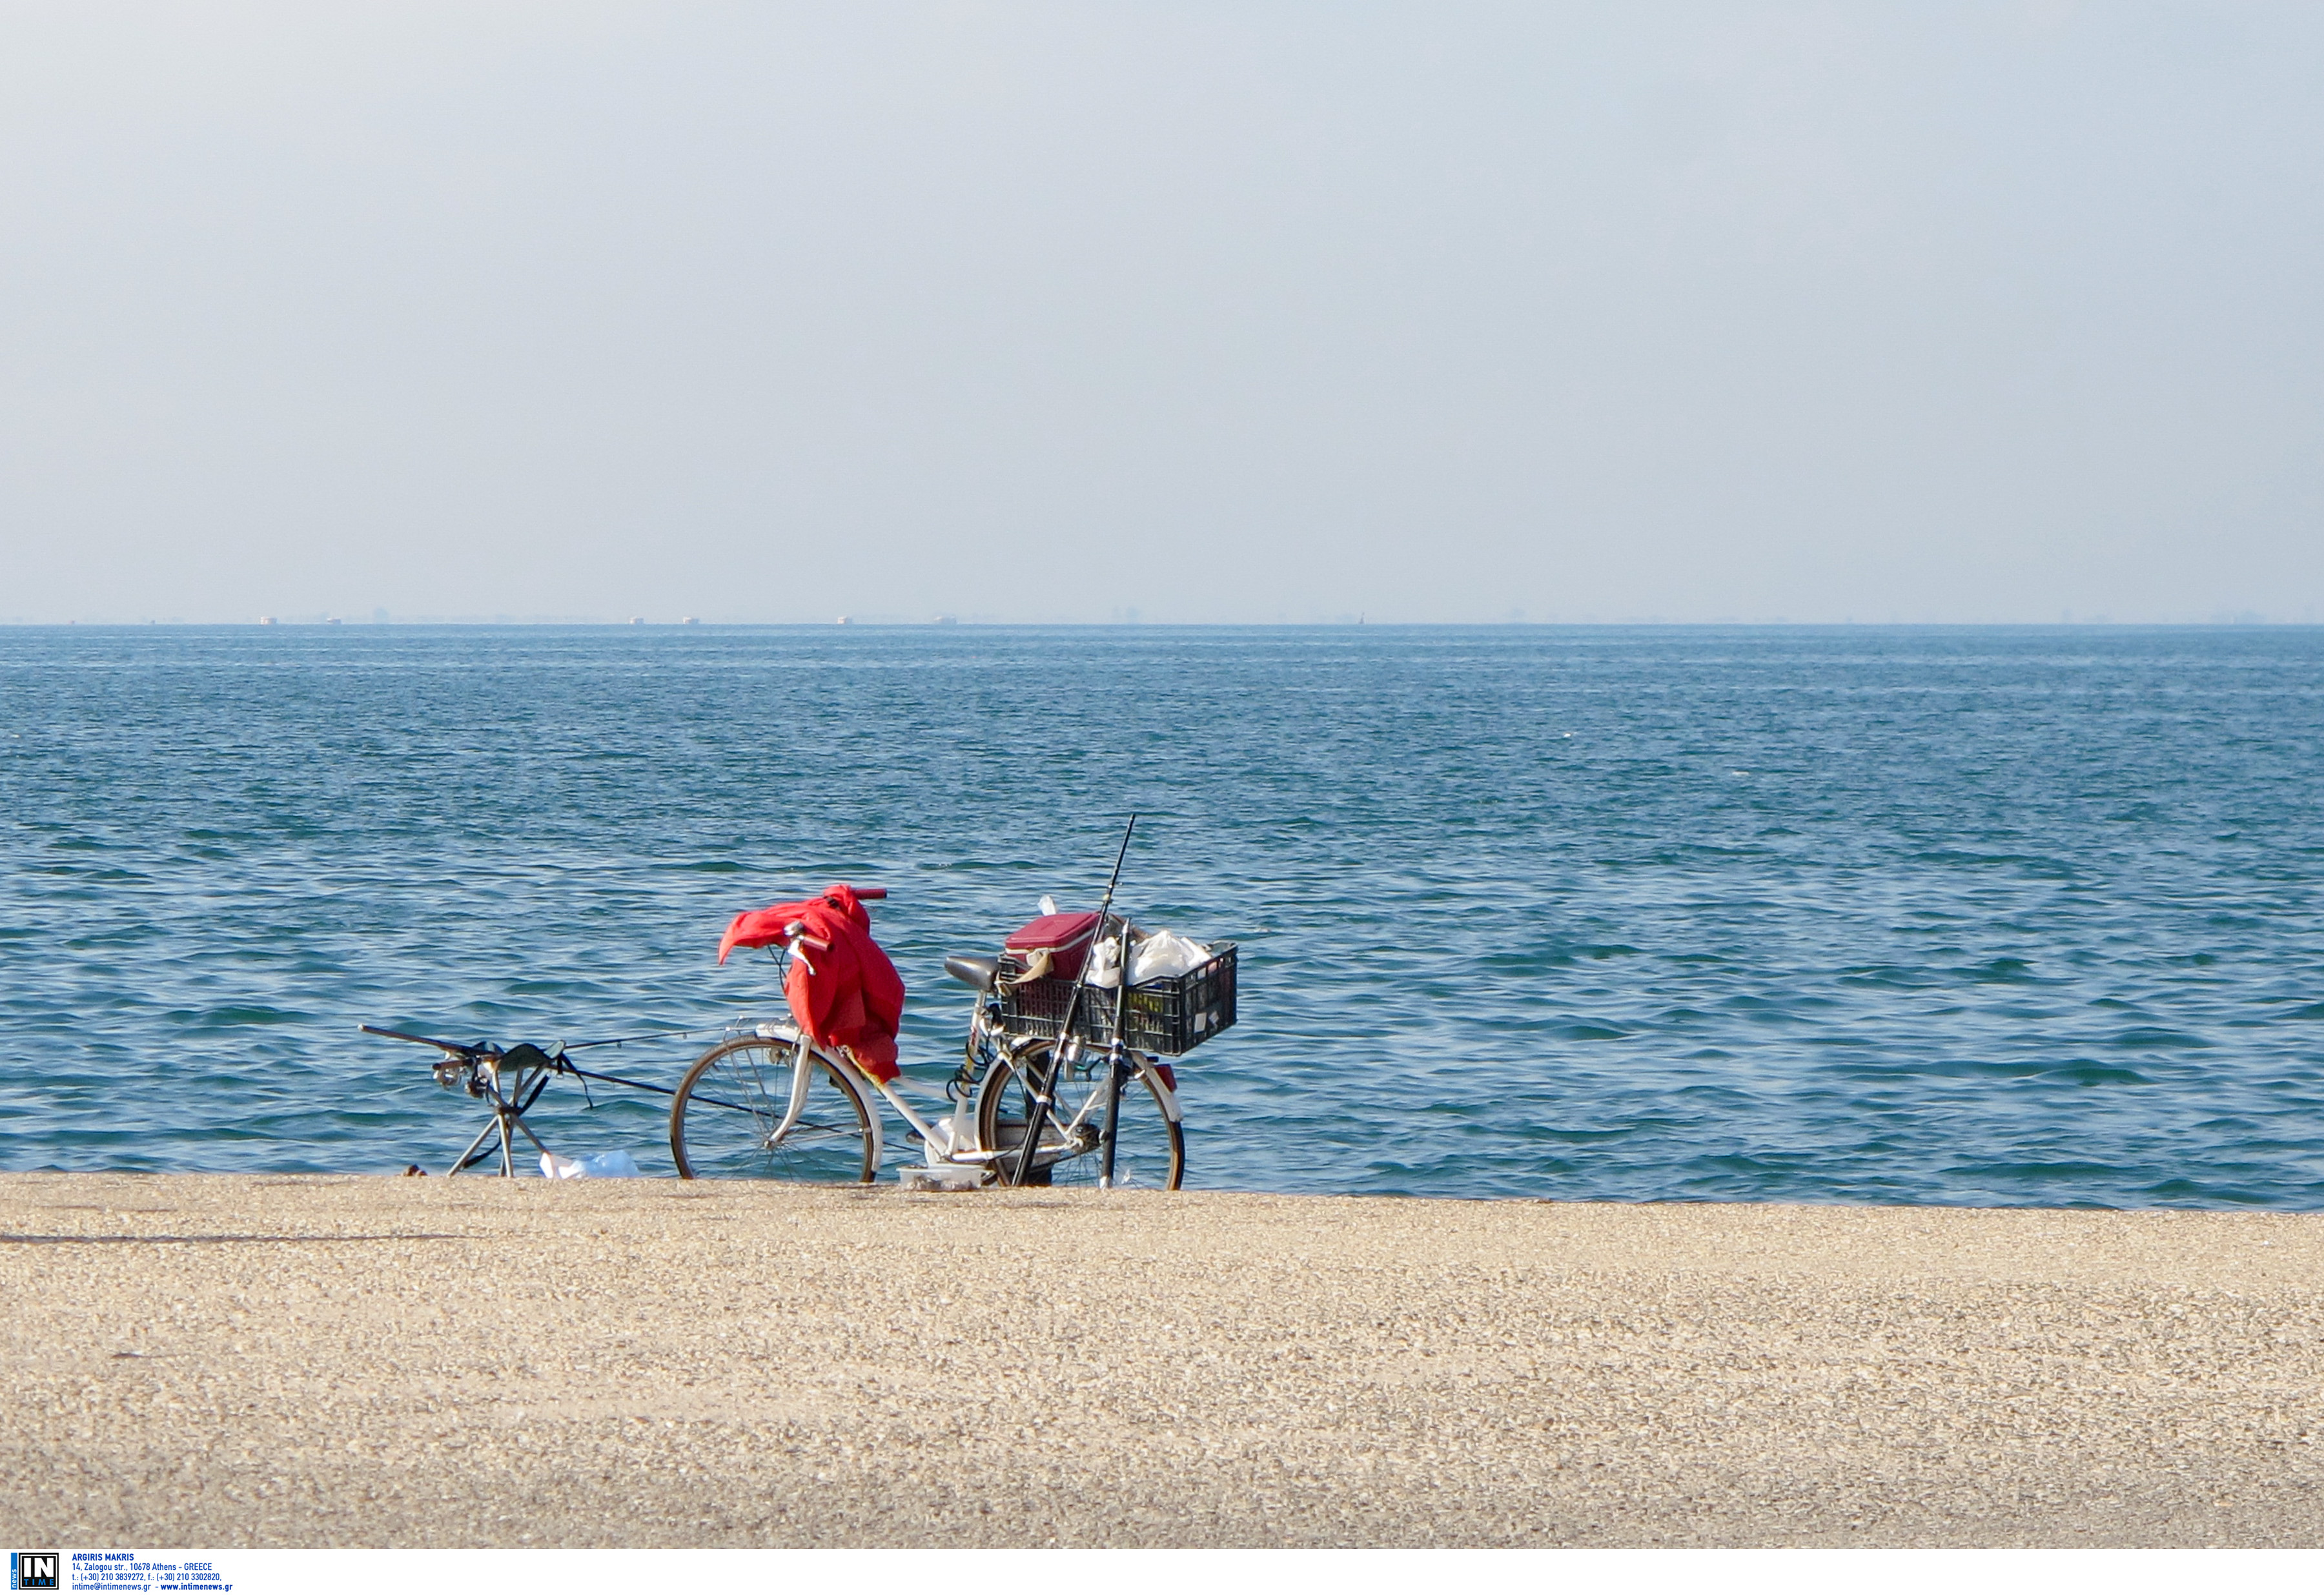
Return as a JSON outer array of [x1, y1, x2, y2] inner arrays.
[[433, 1051, 487, 1096]]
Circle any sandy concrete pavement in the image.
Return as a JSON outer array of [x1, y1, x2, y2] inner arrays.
[[3, 1172, 2321, 1547]]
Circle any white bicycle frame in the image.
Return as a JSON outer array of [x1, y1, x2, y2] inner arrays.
[[748, 1017, 1183, 1179], [750, 916, 1182, 1181]]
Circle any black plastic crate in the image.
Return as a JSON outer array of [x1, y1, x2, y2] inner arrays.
[[995, 942, 1237, 1057]]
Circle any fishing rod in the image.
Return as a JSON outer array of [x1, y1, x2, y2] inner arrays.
[[559, 1026, 712, 1052], [362, 1022, 709, 1054], [362, 1021, 709, 1111], [360, 1024, 496, 1055], [1010, 814, 1136, 1187], [1097, 903, 1136, 1189]]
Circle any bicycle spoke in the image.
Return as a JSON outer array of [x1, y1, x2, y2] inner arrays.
[[670, 1037, 876, 1183]]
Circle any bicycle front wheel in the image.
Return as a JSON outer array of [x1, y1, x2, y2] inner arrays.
[[975, 1042, 1184, 1190], [670, 1036, 877, 1182]]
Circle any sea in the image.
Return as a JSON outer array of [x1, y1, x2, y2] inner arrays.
[[3, 623, 2321, 1207]]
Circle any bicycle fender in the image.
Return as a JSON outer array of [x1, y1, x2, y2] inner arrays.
[[1137, 1059, 1184, 1124]]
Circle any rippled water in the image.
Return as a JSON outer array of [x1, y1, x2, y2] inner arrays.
[[4, 624, 2321, 1206]]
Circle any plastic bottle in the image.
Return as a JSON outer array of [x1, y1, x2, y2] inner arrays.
[[539, 1149, 644, 1179]]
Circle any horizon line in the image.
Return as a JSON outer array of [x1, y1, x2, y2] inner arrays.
[[4, 616, 2318, 631]]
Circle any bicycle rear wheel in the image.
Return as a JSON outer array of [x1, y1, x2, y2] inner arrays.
[[670, 1036, 877, 1182], [975, 1042, 1184, 1190]]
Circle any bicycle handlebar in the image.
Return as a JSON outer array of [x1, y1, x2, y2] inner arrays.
[[855, 887, 888, 900]]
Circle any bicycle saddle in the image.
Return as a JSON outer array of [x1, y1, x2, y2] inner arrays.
[[944, 954, 1001, 990]]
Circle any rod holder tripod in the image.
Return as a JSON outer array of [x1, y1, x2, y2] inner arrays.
[[435, 1044, 564, 1177]]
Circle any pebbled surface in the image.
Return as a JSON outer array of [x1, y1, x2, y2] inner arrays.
[[5, 1173, 2323, 1547]]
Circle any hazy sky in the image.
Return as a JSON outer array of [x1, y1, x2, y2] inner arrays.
[[3, 3, 2319, 624]]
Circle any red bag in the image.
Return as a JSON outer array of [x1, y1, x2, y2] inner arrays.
[[1003, 911, 1104, 982], [999, 909, 1177, 1089], [717, 884, 906, 1082]]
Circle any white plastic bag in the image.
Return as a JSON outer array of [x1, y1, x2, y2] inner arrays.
[[540, 1149, 643, 1179], [1128, 931, 1209, 984], [1083, 937, 1124, 989]]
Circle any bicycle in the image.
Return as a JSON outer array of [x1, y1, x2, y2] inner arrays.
[[671, 818, 1232, 1190], [666, 919, 1193, 1190]]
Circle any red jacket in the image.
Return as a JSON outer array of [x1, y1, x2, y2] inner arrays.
[[717, 884, 906, 1082]]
